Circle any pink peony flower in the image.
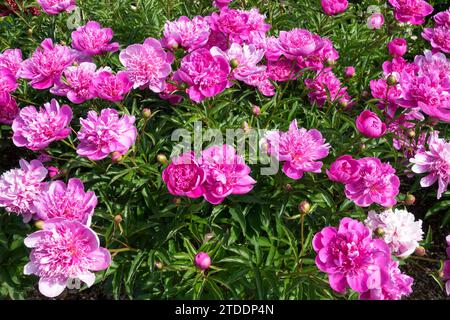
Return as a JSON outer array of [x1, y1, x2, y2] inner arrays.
[[344, 66, 355, 78], [162, 16, 210, 52], [304, 71, 350, 107], [388, 0, 433, 25], [356, 110, 387, 138], [47, 166, 60, 178], [0, 48, 22, 77], [19, 38, 76, 90], [360, 261, 413, 300], [37, 0, 76, 15], [213, 0, 232, 10], [326, 155, 360, 184], [0, 67, 18, 93], [71, 21, 119, 56], [12, 99, 72, 151], [198, 144, 256, 205], [345, 157, 400, 207], [34, 178, 97, 225], [0, 159, 47, 222], [422, 26, 450, 54], [321, 0, 348, 16], [174, 48, 231, 103], [158, 79, 183, 105], [388, 38, 408, 57], [367, 13, 385, 29], [195, 252, 211, 270], [278, 28, 321, 60], [24, 218, 111, 298], [410, 131, 450, 199], [242, 70, 275, 96], [267, 58, 300, 82], [434, 9, 450, 28], [313, 217, 391, 294], [162, 152, 206, 198], [77, 108, 137, 161], [444, 235, 450, 295], [51, 62, 97, 104], [119, 38, 173, 92], [0, 92, 18, 124], [91, 70, 132, 102], [266, 119, 330, 179]]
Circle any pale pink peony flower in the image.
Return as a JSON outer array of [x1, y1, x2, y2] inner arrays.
[[77, 108, 137, 161], [12, 99, 73, 151], [0, 159, 48, 222], [24, 218, 111, 298], [365, 208, 423, 257], [162, 152, 206, 198], [120, 38, 173, 92], [422, 26, 450, 53], [367, 13, 385, 29], [0, 67, 18, 93], [304, 71, 350, 107], [313, 217, 391, 294], [326, 155, 360, 184], [91, 70, 132, 102], [0, 48, 22, 77], [51, 62, 97, 104], [278, 28, 321, 60], [321, 0, 348, 16], [266, 119, 330, 179], [37, 0, 76, 15], [388, 38, 408, 57], [34, 178, 97, 226], [388, 0, 433, 25], [162, 16, 210, 52], [345, 157, 400, 207], [71, 21, 119, 56], [242, 70, 275, 96], [19, 38, 76, 90], [356, 110, 387, 138], [198, 144, 256, 205], [0, 92, 18, 124], [410, 131, 450, 199], [444, 235, 450, 295]]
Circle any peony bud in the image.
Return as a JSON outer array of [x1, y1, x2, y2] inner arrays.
[[361, 90, 370, 99], [405, 194, 416, 205], [155, 261, 163, 269], [252, 105, 261, 116], [283, 183, 293, 191], [157, 154, 168, 166], [374, 227, 385, 237], [344, 66, 355, 78], [111, 151, 123, 163], [142, 108, 152, 119], [230, 58, 239, 68], [34, 220, 45, 230], [242, 121, 251, 134], [414, 246, 426, 257], [356, 110, 387, 138], [367, 13, 385, 30], [387, 74, 398, 86], [47, 166, 60, 178], [114, 214, 123, 224], [299, 200, 311, 214], [407, 129, 416, 138], [326, 58, 337, 67], [195, 252, 211, 270]]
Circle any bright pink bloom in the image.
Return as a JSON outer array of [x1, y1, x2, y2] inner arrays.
[[368, 13, 385, 29], [422, 26, 450, 53], [434, 9, 450, 28], [162, 16, 210, 52], [266, 119, 330, 179], [278, 28, 321, 60], [77, 108, 137, 161], [313, 217, 391, 294], [410, 131, 450, 199], [37, 0, 76, 15], [195, 252, 211, 270], [71, 21, 119, 56], [267, 58, 300, 82], [174, 48, 231, 103], [51, 62, 97, 104], [326, 155, 360, 184], [12, 99, 72, 151], [0, 92, 18, 124], [388, 38, 408, 57], [198, 144, 256, 205], [158, 79, 183, 105], [19, 38, 76, 90], [248, 33, 283, 61], [213, 0, 232, 9], [91, 70, 132, 102], [24, 218, 111, 298], [47, 166, 60, 178], [344, 66, 355, 78], [304, 71, 350, 107], [0, 67, 17, 93], [119, 38, 173, 92], [321, 0, 348, 16], [345, 157, 400, 207], [34, 178, 97, 225], [356, 110, 387, 138], [242, 70, 275, 96], [444, 235, 450, 295], [0, 159, 47, 222], [162, 152, 205, 198], [388, 0, 433, 25], [0, 48, 22, 77], [298, 37, 339, 71]]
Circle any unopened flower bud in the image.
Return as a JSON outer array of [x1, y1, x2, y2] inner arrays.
[[361, 90, 370, 99], [242, 121, 250, 133], [387, 74, 398, 85], [27, 28, 33, 37], [283, 183, 293, 191], [299, 200, 311, 214], [374, 227, 385, 237], [405, 194, 416, 205], [414, 246, 426, 257], [157, 154, 168, 165], [407, 129, 415, 138], [203, 232, 214, 243], [111, 151, 123, 163], [360, 143, 366, 151], [142, 108, 152, 119], [252, 105, 261, 116], [326, 59, 336, 67], [47, 166, 60, 178], [344, 66, 355, 78], [339, 100, 349, 108], [35, 220, 45, 230], [155, 261, 163, 269], [230, 58, 239, 68], [173, 197, 182, 205], [195, 252, 211, 270], [114, 214, 123, 224]]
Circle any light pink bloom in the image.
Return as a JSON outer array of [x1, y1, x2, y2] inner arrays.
[[0, 159, 47, 222], [195, 252, 211, 270], [422, 26, 450, 53], [12, 99, 73, 151], [242, 70, 275, 96], [71, 21, 119, 56], [266, 119, 330, 179], [162, 152, 205, 198], [198, 144, 256, 205], [51, 62, 97, 104], [34, 178, 97, 226], [326, 155, 360, 184], [410, 131, 450, 199], [0, 67, 18, 93], [19, 38, 76, 90], [77, 108, 137, 161], [24, 218, 111, 298], [119, 38, 173, 92], [313, 217, 391, 294], [0, 48, 22, 77], [304, 71, 350, 107], [37, 0, 76, 15], [345, 157, 400, 207], [162, 16, 210, 52], [321, 0, 348, 16], [91, 70, 132, 102], [278, 28, 321, 60], [356, 110, 387, 138], [368, 13, 385, 29], [388, 38, 408, 57], [0, 92, 18, 125], [388, 0, 433, 25]]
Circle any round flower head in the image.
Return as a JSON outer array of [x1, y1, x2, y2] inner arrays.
[[77, 108, 137, 161], [198, 144, 256, 205], [434, 9, 450, 28], [91, 70, 132, 102], [388, 0, 434, 25], [367, 13, 385, 29], [162, 16, 210, 52], [195, 252, 211, 270], [267, 58, 300, 82], [0, 48, 23, 77], [119, 37, 173, 92], [422, 26, 450, 54], [19, 38, 76, 90], [313, 217, 391, 294], [321, 0, 348, 16], [0, 92, 18, 125], [326, 155, 360, 184], [71, 21, 119, 56], [278, 28, 321, 60], [388, 38, 408, 57], [304, 71, 350, 107], [0, 159, 47, 222], [12, 99, 73, 151], [365, 208, 423, 257], [37, 0, 76, 15], [34, 178, 97, 226], [162, 152, 206, 198], [242, 69, 275, 96], [356, 110, 387, 138], [24, 218, 111, 298], [0, 67, 18, 93], [345, 157, 400, 207], [266, 119, 330, 180]]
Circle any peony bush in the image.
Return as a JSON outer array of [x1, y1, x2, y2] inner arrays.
[[0, 0, 449, 300]]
